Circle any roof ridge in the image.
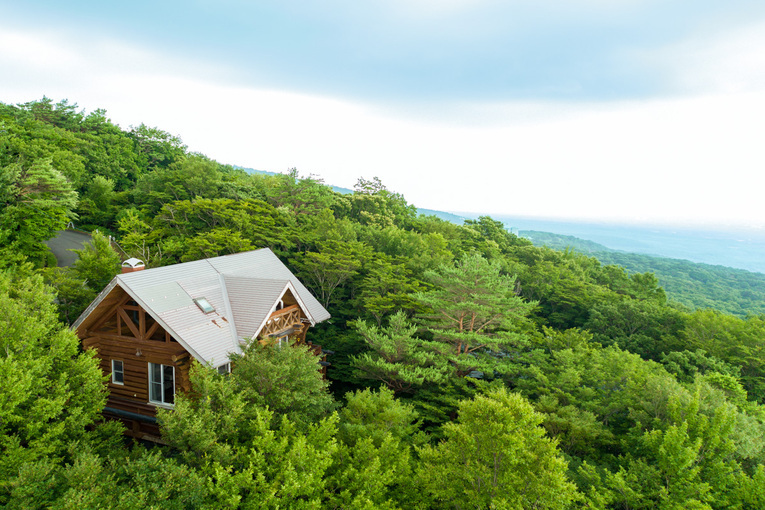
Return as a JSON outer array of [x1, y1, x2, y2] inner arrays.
[[217, 273, 241, 359], [205, 258, 221, 275]]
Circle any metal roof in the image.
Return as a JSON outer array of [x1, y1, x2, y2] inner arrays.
[[223, 276, 289, 339], [72, 248, 330, 366]]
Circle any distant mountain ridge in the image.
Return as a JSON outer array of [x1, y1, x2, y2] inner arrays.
[[519, 230, 765, 317], [520, 231, 613, 254]]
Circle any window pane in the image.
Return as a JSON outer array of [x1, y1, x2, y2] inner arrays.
[[150, 362, 161, 382], [163, 365, 175, 405], [148, 363, 175, 405], [112, 360, 124, 384], [149, 363, 161, 402]]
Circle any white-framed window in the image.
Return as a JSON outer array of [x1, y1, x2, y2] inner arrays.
[[148, 362, 175, 406], [111, 359, 124, 385], [216, 362, 231, 375]]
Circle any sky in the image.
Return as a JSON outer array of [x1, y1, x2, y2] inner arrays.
[[2, 0, 765, 230]]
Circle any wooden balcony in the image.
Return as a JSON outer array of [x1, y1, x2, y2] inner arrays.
[[260, 304, 305, 338]]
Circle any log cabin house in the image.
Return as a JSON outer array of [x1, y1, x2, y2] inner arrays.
[[72, 248, 330, 441]]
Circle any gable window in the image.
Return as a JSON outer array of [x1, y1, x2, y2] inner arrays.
[[217, 363, 231, 375], [111, 360, 124, 385], [148, 362, 175, 406]]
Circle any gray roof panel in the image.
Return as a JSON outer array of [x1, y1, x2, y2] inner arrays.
[[72, 248, 330, 366], [208, 250, 330, 323], [224, 276, 288, 339], [140, 282, 194, 314]]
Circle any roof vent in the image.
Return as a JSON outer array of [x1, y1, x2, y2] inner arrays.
[[194, 297, 215, 314], [121, 258, 146, 273]]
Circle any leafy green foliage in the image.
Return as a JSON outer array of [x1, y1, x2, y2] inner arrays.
[[585, 298, 684, 360], [417, 387, 579, 509], [327, 388, 421, 509], [525, 230, 765, 317], [352, 311, 451, 393], [338, 387, 423, 447], [345, 176, 417, 228], [0, 268, 106, 502], [354, 256, 427, 325], [0, 158, 78, 266], [416, 253, 536, 375], [229, 340, 338, 427], [295, 239, 371, 309], [6, 446, 210, 510], [680, 310, 765, 402], [159, 355, 339, 508], [44, 231, 121, 323], [6, 97, 765, 508]]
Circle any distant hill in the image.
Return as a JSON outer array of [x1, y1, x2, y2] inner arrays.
[[232, 165, 276, 176], [417, 209, 467, 223], [521, 230, 765, 317], [520, 230, 612, 254]]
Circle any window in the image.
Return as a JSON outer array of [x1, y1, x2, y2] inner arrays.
[[148, 362, 175, 406], [111, 360, 124, 385], [217, 363, 231, 375], [193, 297, 215, 314]]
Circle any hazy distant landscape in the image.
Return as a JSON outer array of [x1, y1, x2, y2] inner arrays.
[[471, 214, 765, 275]]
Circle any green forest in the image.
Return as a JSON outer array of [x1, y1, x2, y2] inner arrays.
[[1, 98, 764, 509], [522, 231, 765, 317]]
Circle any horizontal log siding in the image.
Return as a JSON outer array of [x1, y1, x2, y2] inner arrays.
[[84, 329, 192, 415]]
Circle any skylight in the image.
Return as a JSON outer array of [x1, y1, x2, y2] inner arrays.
[[194, 297, 215, 314]]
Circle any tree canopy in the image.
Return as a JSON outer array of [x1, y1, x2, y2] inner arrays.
[[3, 97, 765, 509]]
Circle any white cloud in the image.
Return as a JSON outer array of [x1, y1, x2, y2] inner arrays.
[[1, 24, 764, 229], [0, 30, 81, 70], [641, 20, 765, 94]]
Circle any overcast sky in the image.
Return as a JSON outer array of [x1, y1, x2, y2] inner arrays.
[[2, 1, 765, 229]]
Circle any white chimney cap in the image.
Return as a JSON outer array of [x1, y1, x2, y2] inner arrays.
[[122, 258, 146, 269]]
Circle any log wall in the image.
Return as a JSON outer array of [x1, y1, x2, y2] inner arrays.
[[79, 291, 192, 441]]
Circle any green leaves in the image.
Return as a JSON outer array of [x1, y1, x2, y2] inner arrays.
[[352, 312, 450, 393], [229, 341, 338, 427], [0, 269, 106, 501], [417, 387, 579, 509], [295, 239, 371, 309], [158, 346, 340, 508], [0, 158, 78, 266], [414, 253, 535, 376], [681, 310, 765, 402]]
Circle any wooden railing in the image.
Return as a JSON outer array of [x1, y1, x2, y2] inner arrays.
[[260, 305, 304, 338]]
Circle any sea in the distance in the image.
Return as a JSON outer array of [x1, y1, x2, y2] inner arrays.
[[456, 213, 765, 275]]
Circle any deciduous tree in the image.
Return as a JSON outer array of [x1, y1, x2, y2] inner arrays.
[[417, 387, 579, 509], [0, 268, 105, 502]]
